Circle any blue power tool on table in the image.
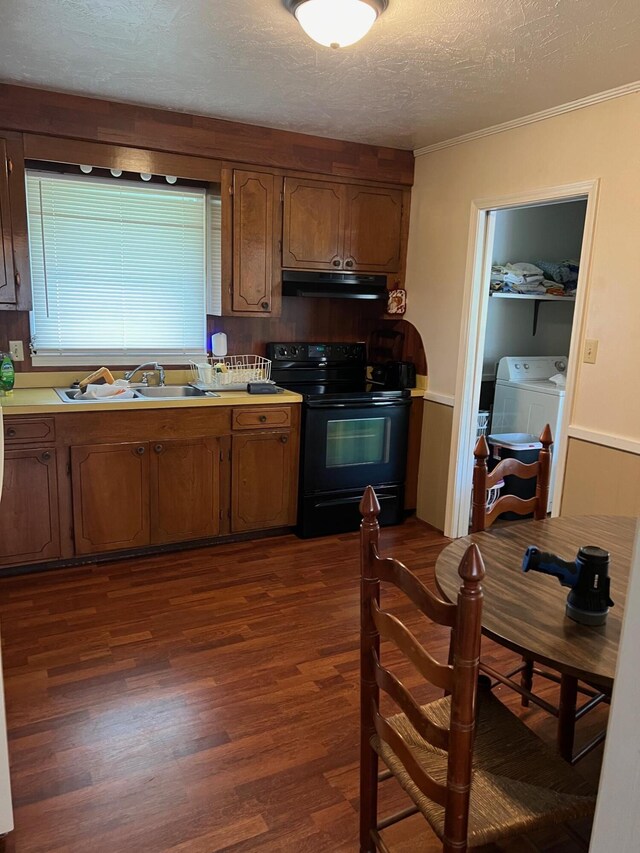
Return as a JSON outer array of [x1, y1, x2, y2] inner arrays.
[[522, 545, 614, 626]]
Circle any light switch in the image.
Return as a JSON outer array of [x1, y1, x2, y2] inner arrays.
[[8, 340, 24, 361], [584, 339, 598, 364]]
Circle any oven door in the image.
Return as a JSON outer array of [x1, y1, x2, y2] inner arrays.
[[302, 398, 411, 494]]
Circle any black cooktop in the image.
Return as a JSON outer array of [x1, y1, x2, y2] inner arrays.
[[266, 340, 413, 402], [267, 341, 402, 402]]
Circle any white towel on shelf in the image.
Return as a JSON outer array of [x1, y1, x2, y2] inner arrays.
[[507, 262, 544, 276], [491, 264, 544, 287]]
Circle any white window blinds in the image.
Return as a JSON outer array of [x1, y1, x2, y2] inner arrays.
[[207, 192, 222, 317], [27, 171, 213, 365]]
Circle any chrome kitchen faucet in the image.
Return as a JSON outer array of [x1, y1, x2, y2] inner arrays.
[[123, 362, 166, 386]]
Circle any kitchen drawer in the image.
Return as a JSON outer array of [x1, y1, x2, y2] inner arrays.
[[232, 407, 291, 431], [4, 417, 56, 446]]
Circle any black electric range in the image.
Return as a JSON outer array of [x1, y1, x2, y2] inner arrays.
[[266, 342, 411, 538]]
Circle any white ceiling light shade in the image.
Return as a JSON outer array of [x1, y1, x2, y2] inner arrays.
[[286, 0, 387, 49]]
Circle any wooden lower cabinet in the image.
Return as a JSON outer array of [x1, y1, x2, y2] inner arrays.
[[231, 430, 296, 532], [1, 405, 300, 568], [71, 442, 151, 555], [71, 437, 224, 553], [0, 447, 60, 565], [150, 437, 221, 544]]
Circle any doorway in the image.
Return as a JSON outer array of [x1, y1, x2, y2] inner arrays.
[[445, 181, 599, 539]]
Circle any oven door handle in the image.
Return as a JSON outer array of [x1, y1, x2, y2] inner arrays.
[[305, 400, 412, 410]]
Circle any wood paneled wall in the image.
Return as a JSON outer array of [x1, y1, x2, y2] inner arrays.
[[0, 84, 414, 185], [0, 311, 28, 367], [561, 439, 640, 517], [0, 83, 420, 373], [416, 400, 454, 531], [207, 300, 427, 374], [0, 300, 426, 375]]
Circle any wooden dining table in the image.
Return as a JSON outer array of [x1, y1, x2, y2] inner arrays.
[[435, 515, 637, 762]]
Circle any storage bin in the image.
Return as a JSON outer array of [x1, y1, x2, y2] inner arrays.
[[487, 433, 542, 520]]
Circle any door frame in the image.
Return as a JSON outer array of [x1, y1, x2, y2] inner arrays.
[[444, 179, 600, 539]]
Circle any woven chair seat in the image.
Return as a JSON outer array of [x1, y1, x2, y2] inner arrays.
[[372, 691, 596, 848]]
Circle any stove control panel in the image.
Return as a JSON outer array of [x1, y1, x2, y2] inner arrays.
[[266, 342, 366, 363]]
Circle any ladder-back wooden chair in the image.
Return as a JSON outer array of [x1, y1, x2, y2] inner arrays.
[[472, 427, 609, 764], [471, 423, 553, 533], [359, 486, 596, 852]]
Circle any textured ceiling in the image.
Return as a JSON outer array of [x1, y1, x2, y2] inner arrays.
[[1, 0, 639, 149]]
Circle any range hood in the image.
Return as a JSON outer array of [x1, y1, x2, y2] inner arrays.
[[282, 270, 388, 300]]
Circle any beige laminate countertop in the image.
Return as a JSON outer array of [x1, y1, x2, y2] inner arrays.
[[0, 387, 303, 416], [1, 385, 423, 416]]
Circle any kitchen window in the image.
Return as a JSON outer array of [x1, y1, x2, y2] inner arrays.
[[26, 170, 220, 366]]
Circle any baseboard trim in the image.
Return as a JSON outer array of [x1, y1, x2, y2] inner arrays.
[[0, 526, 295, 577]]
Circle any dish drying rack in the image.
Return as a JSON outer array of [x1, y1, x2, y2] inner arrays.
[[189, 355, 273, 391]]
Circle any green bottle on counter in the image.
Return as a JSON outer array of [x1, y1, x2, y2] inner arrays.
[[0, 352, 15, 394]]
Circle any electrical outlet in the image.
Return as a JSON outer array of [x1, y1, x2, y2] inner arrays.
[[584, 339, 598, 364], [8, 340, 24, 361]]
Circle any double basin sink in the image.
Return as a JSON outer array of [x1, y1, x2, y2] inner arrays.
[[55, 385, 220, 403]]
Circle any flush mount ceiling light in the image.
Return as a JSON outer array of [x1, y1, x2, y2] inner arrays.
[[285, 0, 388, 49]]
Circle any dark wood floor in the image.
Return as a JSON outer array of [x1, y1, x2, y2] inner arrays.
[[0, 519, 604, 852]]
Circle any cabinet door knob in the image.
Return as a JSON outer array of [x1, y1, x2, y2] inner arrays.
[[6, 427, 16, 437], [332, 259, 341, 267], [261, 301, 269, 311], [136, 446, 145, 456], [280, 435, 288, 444], [41, 451, 51, 462], [259, 415, 267, 423], [154, 444, 163, 454], [344, 259, 354, 268]]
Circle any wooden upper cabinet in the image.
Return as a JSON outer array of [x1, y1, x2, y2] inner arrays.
[[282, 177, 345, 270], [0, 139, 16, 306], [344, 185, 403, 272], [71, 442, 151, 555], [0, 448, 61, 566], [149, 437, 221, 545], [0, 135, 31, 310], [227, 169, 282, 317], [281, 177, 405, 275]]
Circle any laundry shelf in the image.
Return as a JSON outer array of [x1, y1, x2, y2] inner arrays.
[[490, 291, 576, 334], [490, 292, 576, 302]]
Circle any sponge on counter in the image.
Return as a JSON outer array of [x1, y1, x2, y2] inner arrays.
[[79, 367, 115, 388]]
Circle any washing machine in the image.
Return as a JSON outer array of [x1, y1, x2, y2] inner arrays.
[[491, 356, 568, 507]]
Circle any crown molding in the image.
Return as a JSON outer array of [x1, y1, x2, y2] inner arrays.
[[414, 80, 640, 158]]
